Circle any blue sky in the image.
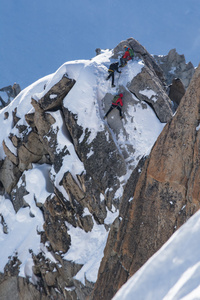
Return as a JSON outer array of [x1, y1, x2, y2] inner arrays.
[[1, 0, 200, 89]]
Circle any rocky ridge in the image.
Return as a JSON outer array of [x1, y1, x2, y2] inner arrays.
[[0, 38, 196, 300]]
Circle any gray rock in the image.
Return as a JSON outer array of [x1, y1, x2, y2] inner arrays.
[[0, 157, 21, 194], [154, 48, 195, 88], [38, 74, 76, 111], [128, 65, 173, 123], [11, 174, 29, 212], [0, 83, 21, 109], [112, 37, 166, 85], [168, 78, 186, 111], [63, 107, 127, 222]]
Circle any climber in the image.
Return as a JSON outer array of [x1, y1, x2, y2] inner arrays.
[[104, 93, 124, 119], [106, 62, 121, 87], [119, 45, 134, 67]]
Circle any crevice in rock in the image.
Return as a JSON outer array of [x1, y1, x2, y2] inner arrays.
[[129, 89, 162, 122]]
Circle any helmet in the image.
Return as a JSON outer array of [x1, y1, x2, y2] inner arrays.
[[124, 45, 128, 48], [119, 93, 123, 98]]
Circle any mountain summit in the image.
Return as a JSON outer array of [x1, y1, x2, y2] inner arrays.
[[0, 38, 196, 299]]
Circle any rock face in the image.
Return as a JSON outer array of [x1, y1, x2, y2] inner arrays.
[[112, 38, 173, 122], [92, 64, 200, 300], [113, 37, 165, 84], [0, 83, 21, 109], [168, 77, 186, 111], [154, 48, 195, 89]]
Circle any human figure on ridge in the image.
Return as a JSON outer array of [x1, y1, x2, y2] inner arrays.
[[106, 62, 121, 87], [119, 45, 134, 67], [104, 93, 124, 119]]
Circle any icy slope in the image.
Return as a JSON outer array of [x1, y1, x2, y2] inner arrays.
[[113, 209, 200, 300]]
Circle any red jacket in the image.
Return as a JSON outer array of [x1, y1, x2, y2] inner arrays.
[[123, 48, 132, 60], [112, 93, 123, 107]]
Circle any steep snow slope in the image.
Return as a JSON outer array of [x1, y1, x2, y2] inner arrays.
[[0, 49, 165, 285], [113, 209, 200, 300]]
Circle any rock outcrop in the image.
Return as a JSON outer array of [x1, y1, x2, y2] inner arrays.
[[154, 48, 195, 89], [168, 77, 186, 112], [112, 38, 173, 122], [0, 83, 21, 109], [92, 63, 200, 300]]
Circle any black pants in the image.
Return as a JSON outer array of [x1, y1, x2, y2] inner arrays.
[[105, 104, 122, 117], [106, 71, 115, 85], [120, 57, 127, 67]]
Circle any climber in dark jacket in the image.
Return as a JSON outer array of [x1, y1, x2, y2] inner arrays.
[[104, 93, 124, 119], [106, 62, 121, 87]]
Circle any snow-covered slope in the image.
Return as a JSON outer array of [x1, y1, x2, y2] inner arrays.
[[113, 209, 200, 300], [0, 47, 166, 296]]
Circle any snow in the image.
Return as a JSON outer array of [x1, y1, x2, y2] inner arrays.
[[113, 209, 200, 300], [0, 163, 54, 283], [139, 88, 158, 102], [169, 66, 177, 75], [0, 75, 52, 159], [196, 124, 200, 131], [64, 219, 109, 284], [0, 48, 165, 288]]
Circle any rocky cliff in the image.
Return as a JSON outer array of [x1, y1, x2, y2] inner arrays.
[[92, 62, 200, 299], [0, 38, 196, 300]]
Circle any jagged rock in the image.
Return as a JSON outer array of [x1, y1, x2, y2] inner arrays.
[[43, 198, 71, 253], [168, 78, 186, 111], [17, 131, 48, 172], [112, 37, 166, 84], [2, 140, 18, 165], [0, 83, 21, 109], [61, 171, 94, 232], [25, 112, 35, 128], [95, 48, 101, 55], [38, 74, 76, 111], [12, 83, 21, 98], [31, 99, 69, 173], [11, 174, 29, 212], [63, 108, 127, 220], [112, 38, 173, 123], [0, 275, 65, 300], [12, 108, 20, 127], [128, 65, 173, 123], [154, 48, 195, 88], [0, 157, 21, 194], [93, 65, 200, 300]]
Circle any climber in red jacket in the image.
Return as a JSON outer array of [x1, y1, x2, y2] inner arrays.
[[120, 45, 134, 67], [104, 93, 124, 119]]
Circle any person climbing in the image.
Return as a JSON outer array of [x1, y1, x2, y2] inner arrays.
[[119, 45, 134, 67], [104, 93, 124, 119], [106, 62, 121, 87]]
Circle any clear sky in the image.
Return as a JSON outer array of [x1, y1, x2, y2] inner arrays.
[[1, 0, 200, 89]]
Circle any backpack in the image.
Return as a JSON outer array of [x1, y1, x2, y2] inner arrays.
[[129, 48, 134, 58], [112, 95, 119, 103]]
